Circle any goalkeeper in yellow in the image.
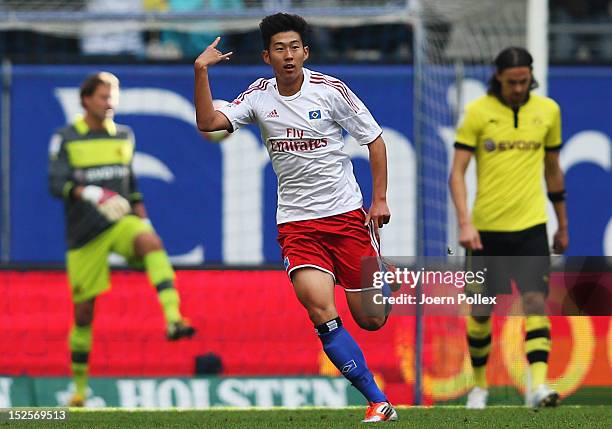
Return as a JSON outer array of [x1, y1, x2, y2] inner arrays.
[[48, 72, 195, 407], [449, 47, 568, 409]]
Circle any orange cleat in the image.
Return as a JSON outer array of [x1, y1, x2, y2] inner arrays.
[[362, 401, 399, 423]]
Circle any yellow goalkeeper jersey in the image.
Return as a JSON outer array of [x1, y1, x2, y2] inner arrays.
[[455, 93, 562, 232]]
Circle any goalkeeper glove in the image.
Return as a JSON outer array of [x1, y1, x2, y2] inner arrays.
[[81, 185, 131, 222]]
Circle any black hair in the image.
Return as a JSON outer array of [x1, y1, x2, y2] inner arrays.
[[487, 47, 538, 96], [259, 13, 309, 50]]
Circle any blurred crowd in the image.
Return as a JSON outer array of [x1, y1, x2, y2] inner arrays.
[[550, 0, 612, 62], [0, 0, 611, 63]]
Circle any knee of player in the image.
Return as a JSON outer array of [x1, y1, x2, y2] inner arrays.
[[134, 232, 164, 256], [522, 292, 546, 314], [306, 307, 337, 326], [74, 305, 95, 326], [75, 314, 93, 326], [356, 315, 386, 331], [470, 315, 491, 324]]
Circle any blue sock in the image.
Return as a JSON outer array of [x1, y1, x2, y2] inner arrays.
[[316, 317, 387, 403]]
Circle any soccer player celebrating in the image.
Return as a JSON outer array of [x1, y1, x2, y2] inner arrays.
[[194, 13, 397, 423], [449, 47, 568, 409], [48, 72, 195, 407]]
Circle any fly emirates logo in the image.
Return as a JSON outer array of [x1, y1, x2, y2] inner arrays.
[[270, 128, 328, 153]]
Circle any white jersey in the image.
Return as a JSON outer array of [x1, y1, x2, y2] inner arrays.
[[219, 67, 383, 224]]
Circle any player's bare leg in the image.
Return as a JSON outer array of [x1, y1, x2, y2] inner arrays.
[[345, 289, 387, 331], [291, 268, 338, 325], [522, 291, 557, 407], [292, 268, 397, 422], [466, 303, 493, 409], [68, 298, 95, 407], [133, 232, 195, 340], [522, 291, 546, 315]]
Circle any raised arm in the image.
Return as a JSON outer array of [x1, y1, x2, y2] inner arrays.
[[194, 37, 233, 132], [449, 148, 482, 250], [544, 150, 569, 253], [365, 136, 391, 228]]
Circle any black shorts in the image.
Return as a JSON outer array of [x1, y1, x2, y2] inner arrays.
[[467, 223, 550, 297]]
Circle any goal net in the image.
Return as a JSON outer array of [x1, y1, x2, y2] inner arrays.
[[412, 0, 531, 257], [411, 0, 550, 404]]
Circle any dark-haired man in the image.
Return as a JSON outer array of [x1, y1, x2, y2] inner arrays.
[[194, 13, 397, 422], [49, 72, 195, 407], [449, 47, 568, 409]]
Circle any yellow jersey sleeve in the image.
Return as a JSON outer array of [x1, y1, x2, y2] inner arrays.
[[455, 104, 481, 150], [545, 102, 562, 150]]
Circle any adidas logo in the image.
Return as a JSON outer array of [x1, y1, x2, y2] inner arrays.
[[266, 109, 279, 118]]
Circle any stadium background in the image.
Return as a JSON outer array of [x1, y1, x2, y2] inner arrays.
[[0, 0, 611, 408]]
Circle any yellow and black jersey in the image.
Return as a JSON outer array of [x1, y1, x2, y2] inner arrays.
[[48, 116, 141, 249], [455, 93, 562, 232]]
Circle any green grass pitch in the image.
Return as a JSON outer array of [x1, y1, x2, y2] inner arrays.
[[2, 406, 610, 429]]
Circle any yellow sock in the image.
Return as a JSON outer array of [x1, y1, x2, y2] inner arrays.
[[158, 287, 181, 324], [144, 250, 181, 324], [472, 366, 487, 389], [144, 250, 175, 286], [69, 324, 91, 397], [530, 362, 548, 388], [525, 316, 551, 389], [466, 316, 492, 389], [71, 362, 88, 397]]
